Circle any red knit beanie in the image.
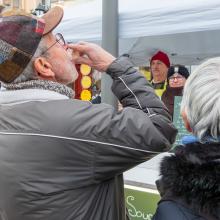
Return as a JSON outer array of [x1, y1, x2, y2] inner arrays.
[[150, 51, 170, 68]]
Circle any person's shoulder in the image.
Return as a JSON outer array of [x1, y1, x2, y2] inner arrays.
[[153, 200, 205, 220]]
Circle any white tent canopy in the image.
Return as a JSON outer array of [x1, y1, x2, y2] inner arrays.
[[56, 0, 220, 65]]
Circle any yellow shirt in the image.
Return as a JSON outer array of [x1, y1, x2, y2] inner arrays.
[[151, 80, 168, 98]]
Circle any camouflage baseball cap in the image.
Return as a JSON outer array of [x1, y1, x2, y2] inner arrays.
[[0, 6, 63, 83]]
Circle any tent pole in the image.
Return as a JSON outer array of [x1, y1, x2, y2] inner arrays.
[[101, 0, 118, 108]]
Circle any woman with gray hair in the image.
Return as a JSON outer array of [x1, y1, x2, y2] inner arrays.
[[153, 57, 220, 220]]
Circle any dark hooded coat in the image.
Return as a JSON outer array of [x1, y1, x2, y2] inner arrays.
[[153, 142, 220, 220]]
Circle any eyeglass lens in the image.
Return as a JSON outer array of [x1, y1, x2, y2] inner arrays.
[[170, 77, 183, 80], [56, 33, 66, 46]]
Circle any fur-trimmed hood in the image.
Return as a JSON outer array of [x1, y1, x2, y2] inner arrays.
[[157, 142, 220, 219]]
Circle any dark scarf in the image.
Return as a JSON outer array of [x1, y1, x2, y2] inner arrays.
[[157, 142, 220, 219], [1, 79, 74, 99], [151, 81, 166, 89]]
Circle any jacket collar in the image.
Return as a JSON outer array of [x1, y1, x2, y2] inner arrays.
[[1, 79, 74, 99], [0, 89, 69, 105]]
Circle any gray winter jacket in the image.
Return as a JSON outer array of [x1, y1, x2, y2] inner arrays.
[[0, 55, 177, 220]]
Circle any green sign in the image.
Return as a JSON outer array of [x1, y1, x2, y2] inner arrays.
[[125, 185, 160, 220], [173, 96, 190, 146]]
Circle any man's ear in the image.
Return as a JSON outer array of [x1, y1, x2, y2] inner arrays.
[[181, 110, 192, 132], [34, 57, 55, 80]]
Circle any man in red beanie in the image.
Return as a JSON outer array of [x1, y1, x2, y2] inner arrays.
[[150, 51, 170, 98]]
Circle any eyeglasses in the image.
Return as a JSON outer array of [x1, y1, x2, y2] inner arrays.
[[41, 33, 66, 56], [169, 75, 185, 81]]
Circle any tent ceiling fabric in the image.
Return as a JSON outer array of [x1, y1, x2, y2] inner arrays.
[[55, 0, 220, 65]]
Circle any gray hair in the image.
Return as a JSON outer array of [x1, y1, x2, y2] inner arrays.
[[181, 57, 220, 140], [13, 39, 48, 83]]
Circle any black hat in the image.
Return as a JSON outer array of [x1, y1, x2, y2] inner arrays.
[[168, 65, 189, 79]]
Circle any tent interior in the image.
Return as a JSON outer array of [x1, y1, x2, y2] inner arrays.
[[56, 0, 220, 66]]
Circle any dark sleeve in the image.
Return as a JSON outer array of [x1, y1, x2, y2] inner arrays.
[[106, 55, 177, 145], [89, 55, 177, 182]]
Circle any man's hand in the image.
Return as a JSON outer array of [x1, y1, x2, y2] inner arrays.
[[68, 42, 116, 72]]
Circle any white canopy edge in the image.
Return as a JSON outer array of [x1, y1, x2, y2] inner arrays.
[[56, 0, 220, 65]]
